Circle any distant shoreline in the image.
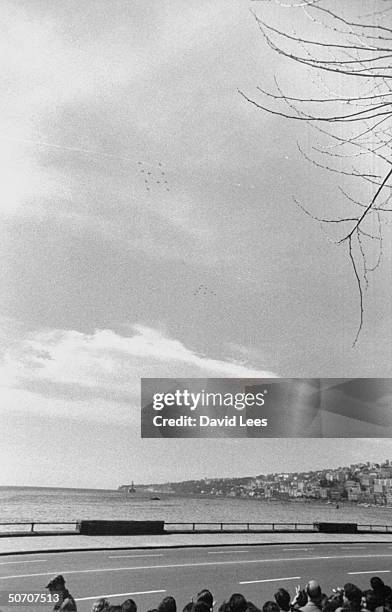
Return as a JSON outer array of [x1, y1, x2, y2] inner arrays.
[[144, 491, 390, 511], [1, 487, 389, 512]]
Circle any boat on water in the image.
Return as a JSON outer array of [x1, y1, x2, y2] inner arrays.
[[150, 496, 160, 500]]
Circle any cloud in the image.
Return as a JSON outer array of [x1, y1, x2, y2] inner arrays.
[[0, 324, 276, 404], [0, 385, 132, 425]]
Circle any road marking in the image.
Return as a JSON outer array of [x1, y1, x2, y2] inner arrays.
[[3, 553, 392, 580], [75, 589, 166, 602], [208, 551, 249, 555], [240, 576, 301, 585], [348, 570, 391, 575], [109, 554, 164, 559], [0, 560, 46, 566]]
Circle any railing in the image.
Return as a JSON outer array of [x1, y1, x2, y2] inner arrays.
[[165, 522, 315, 533], [358, 524, 392, 533], [1, 521, 392, 536], [0, 521, 80, 535], [164, 522, 392, 534]]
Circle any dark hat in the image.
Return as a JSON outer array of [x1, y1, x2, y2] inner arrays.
[[46, 575, 65, 589]]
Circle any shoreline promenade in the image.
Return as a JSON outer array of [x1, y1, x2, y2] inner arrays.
[[1, 531, 392, 556]]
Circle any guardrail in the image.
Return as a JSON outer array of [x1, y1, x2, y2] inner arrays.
[[165, 522, 392, 534], [165, 522, 315, 532], [358, 524, 392, 533], [0, 522, 80, 535], [1, 521, 392, 537]]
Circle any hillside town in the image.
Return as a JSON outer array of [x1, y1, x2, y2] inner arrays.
[[146, 460, 392, 507]]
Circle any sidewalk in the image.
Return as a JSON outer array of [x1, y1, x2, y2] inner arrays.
[[1, 532, 392, 555]]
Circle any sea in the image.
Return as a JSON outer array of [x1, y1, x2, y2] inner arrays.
[[1, 487, 392, 526]]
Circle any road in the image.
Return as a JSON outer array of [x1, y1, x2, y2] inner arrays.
[[0, 543, 391, 612]]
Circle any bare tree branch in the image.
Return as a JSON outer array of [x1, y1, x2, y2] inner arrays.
[[242, 0, 392, 344]]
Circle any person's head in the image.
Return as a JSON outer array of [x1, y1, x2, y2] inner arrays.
[[370, 577, 385, 594], [274, 588, 291, 612], [306, 581, 322, 603], [218, 603, 232, 612], [46, 575, 66, 593], [197, 590, 214, 610], [158, 597, 176, 612], [192, 603, 211, 612], [321, 598, 341, 612], [343, 584, 362, 608], [122, 600, 137, 612], [362, 590, 378, 612], [92, 599, 111, 612], [262, 602, 280, 612], [296, 590, 308, 608], [246, 602, 261, 612], [229, 594, 247, 612]]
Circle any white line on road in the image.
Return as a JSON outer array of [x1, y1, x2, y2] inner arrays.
[[3, 553, 392, 580], [208, 551, 249, 555], [0, 560, 47, 566], [240, 577, 301, 585], [348, 571, 391, 575], [109, 555, 164, 559], [76, 589, 166, 602]]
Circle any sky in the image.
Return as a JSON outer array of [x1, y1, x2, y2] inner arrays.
[[1, 0, 391, 488]]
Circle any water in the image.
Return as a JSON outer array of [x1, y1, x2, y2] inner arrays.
[[1, 487, 391, 525]]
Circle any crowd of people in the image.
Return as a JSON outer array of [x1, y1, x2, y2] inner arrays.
[[44, 574, 392, 612]]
